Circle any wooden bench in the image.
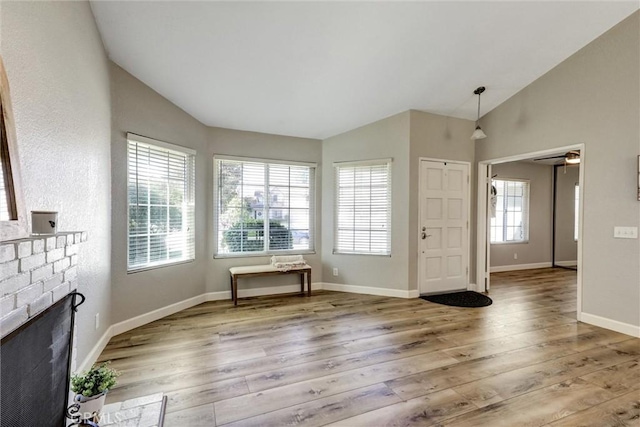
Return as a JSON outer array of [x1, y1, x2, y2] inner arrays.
[[229, 265, 312, 306]]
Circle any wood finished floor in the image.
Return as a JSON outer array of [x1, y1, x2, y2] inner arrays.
[[98, 268, 640, 426]]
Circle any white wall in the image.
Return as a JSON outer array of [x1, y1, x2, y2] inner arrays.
[[110, 63, 209, 324], [477, 12, 640, 327], [322, 112, 411, 291], [206, 127, 323, 293], [1, 1, 112, 362], [490, 161, 553, 268]]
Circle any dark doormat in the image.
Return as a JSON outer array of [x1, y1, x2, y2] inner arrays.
[[420, 291, 492, 308]]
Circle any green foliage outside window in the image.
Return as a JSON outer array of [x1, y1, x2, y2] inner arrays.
[[223, 219, 292, 252]]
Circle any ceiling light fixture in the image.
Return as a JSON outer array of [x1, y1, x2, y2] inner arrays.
[[471, 86, 487, 140], [565, 151, 580, 164]]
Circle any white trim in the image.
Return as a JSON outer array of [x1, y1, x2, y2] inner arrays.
[[555, 260, 578, 267], [490, 262, 553, 273], [214, 154, 317, 168], [77, 281, 416, 371], [127, 132, 196, 155], [321, 282, 418, 299], [78, 326, 114, 372], [111, 293, 207, 336], [581, 312, 640, 338]]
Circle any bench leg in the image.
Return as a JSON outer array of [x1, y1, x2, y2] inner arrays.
[[232, 276, 239, 306], [230, 274, 234, 301], [300, 273, 305, 294], [307, 270, 312, 297]]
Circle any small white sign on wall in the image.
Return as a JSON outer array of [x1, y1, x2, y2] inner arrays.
[[31, 211, 58, 235]]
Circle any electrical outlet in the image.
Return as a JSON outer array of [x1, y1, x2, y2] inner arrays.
[[332, 268, 339, 276], [513, 253, 518, 260], [95, 313, 100, 330], [614, 226, 638, 239]]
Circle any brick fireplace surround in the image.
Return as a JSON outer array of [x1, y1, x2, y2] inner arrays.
[[0, 232, 86, 340]]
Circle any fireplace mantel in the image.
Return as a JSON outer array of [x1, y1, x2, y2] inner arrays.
[[0, 231, 87, 338]]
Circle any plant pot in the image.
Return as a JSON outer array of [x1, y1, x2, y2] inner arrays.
[[74, 392, 107, 421]]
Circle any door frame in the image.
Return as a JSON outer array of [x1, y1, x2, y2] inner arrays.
[[418, 157, 472, 294], [475, 143, 585, 320]]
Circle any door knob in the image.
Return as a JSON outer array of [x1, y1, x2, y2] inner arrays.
[[421, 232, 426, 239]]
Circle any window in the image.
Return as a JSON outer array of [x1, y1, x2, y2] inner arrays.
[[214, 156, 315, 256], [334, 159, 391, 256], [490, 179, 529, 243], [574, 183, 579, 241], [127, 134, 195, 272]]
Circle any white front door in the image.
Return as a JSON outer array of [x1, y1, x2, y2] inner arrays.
[[419, 160, 469, 294]]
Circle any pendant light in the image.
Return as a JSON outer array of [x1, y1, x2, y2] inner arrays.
[[471, 86, 487, 140], [565, 151, 580, 164]]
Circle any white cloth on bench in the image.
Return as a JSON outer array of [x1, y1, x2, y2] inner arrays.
[[229, 263, 310, 276], [270, 255, 307, 271]]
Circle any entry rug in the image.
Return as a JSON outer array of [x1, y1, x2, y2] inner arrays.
[[421, 291, 492, 308]]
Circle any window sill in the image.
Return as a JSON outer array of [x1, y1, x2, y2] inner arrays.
[[214, 250, 316, 260], [490, 241, 529, 246], [127, 258, 195, 274], [332, 251, 392, 257]]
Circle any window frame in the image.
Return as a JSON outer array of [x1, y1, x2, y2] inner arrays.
[[333, 158, 392, 256], [126, 133, 196, 273], [490, 178, 530, 245], [213, 155, 317, 259]]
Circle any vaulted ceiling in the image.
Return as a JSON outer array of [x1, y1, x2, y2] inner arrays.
[[90, 1, 638, 139]]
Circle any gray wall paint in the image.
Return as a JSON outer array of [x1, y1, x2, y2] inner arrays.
[[322, 112, 411, 290], [555, 165, 579, 263], [206, 127, 323, 293], [490, 162, 553, 268], [477, 12, 639, 326], [2, 1, 112, 362], [110, 63, 209, 323], [409, 111, 475, 290]]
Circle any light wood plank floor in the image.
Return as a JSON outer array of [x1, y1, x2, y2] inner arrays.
[[99, 268, 640, 426]]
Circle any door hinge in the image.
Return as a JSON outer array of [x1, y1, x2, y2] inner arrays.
[[466, 267, 469, 276]]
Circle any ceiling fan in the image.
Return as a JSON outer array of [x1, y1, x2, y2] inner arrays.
[[534, 150, 580, 164]]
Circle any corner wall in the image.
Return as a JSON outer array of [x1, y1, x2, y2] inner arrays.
[[205, 127, 323, 293], [321, 112, 411, 292], [1, 1, 112, 363], [490, 161, 553, 269], [110, 63, 209, 324], [477, 12, 640, 328]]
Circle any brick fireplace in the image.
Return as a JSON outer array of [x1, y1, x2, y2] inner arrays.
[[0, 231, 86, 339]]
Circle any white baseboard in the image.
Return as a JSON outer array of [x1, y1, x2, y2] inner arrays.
[[77, 281, 411, 370], [78, 326, 113, 372], [580, 312, 640, 338], [555, 260, 578, 267], [321, 282, 417, 299], [490, 262, 552, 273]]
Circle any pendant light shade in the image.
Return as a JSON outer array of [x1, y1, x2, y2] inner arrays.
[[471, 86, 487, 140], [471, 126, 487, 140]]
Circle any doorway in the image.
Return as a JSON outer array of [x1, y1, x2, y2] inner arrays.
[[476, 145, 584, 319], [418, 158, 470, 295]]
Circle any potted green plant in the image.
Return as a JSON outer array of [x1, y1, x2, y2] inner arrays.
[[70, 362, 120, 422]]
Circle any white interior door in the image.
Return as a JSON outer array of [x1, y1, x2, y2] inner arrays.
[[419, 160, 469, 294]]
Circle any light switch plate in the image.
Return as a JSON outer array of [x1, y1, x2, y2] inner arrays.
[[613, 226, 638, 239]]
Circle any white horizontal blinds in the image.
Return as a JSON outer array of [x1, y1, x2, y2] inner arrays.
[[335, 161, 391, 255], [490, 179, 529, 243], [127, 138, 195, 271], [215, 158, 314, 255]]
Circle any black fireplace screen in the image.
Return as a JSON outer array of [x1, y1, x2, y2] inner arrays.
[[1, 293, 81, 427]]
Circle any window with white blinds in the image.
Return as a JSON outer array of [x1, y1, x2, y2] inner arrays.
[[127, 134, 195, 272], [214, 156, 315, 256], [334, 160, 391, 256], [490, 179, 530, 243]]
